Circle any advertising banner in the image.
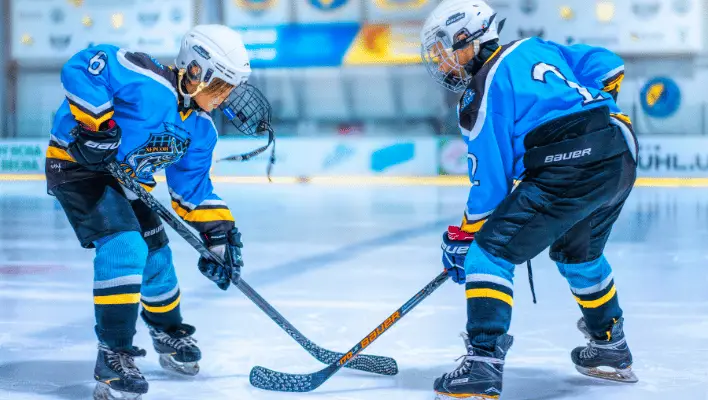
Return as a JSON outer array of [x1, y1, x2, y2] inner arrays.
[[493, 0, 703, 55], [11, 0, 194, 61], [438, 136, 708, 178], [212, 137, 438, 176], [344, 23, 422, 65], [365, 0, 440, 23], [0, 141, 47, 174], [295, 0, 362, 24], [223, 0, 291, 27], [237, 24, 360, 68]]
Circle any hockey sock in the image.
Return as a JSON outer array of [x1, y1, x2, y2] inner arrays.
[[140, 245, 183, 332], [464, 242, 515, 350], [93, 231, 147, 349], [556, 255, 623, 338]]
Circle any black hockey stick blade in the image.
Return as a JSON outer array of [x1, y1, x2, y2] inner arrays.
[[250, 271, 450, 392], [105, 162, 397, 376]]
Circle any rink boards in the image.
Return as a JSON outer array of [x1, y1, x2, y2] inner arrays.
[[0, 136, 707, 183]]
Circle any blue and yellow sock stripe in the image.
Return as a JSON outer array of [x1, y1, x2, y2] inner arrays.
[[93, 275, 142, 306], [465, 280, 514, 307], [573, 280, 617, 309], [141, 287, 181, 314]]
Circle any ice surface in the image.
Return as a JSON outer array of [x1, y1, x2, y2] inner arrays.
[[0, 181, 707, 400]]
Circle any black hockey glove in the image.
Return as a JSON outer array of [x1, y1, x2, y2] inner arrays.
[[198, 228, 244, 290], [67, 120, 122, 171]]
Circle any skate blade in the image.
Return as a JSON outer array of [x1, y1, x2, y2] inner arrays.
[[575, 365, 639, 383], [159, 354, 200, 376], [93, 382, 143, 400], [434, 392, 499, 400]]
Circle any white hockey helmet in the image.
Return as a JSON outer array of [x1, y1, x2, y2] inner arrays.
[[420, 0, 504, 92], [175, 24, 252, 104]]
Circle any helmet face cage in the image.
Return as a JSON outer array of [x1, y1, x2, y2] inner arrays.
[[421, 30, 472, 93], [219, 83, 272, 136]]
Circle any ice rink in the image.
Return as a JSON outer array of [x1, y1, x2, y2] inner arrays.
[[0, 180, 707, 400]]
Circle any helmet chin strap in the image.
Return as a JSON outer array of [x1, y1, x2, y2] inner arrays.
[[177, 69, 207, 109]]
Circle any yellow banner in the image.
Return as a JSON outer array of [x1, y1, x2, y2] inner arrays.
[[344, 24, 423, 65]]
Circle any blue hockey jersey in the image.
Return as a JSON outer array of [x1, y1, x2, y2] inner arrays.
[[458, 38, 636, 232], [47, 44, 234, 234]]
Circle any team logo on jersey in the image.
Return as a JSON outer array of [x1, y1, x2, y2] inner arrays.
[[309, 0, 348, 11], [519, 0, 538, 14], [124, 123, 191, 179], [374, 0, 429, 10], [460, 88, 476, 110], [235, 0, 277, 13]]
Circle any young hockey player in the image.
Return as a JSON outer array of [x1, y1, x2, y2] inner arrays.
[[45, 25, 263, 399], [421, 1, 638, 398]]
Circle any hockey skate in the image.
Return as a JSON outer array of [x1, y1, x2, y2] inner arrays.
[[93, 344, 149, 400], [434, 333, 513, 400], [571, 317, 638, 383], [147, 323, 201, 376]]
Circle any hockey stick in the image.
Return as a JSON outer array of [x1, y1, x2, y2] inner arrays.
[[250, 271, 450, 392], [105, 162, 398, 376]]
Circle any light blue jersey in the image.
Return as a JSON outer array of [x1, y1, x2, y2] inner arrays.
[[457, 38, 635, 231], [48, 44, 234, 234]]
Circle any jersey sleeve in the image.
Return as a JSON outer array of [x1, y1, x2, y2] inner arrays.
[[554, 43, 625, 101], [460, 109, 515, 233], [166, 116, 235, 234], [60, 44, 122, 131]]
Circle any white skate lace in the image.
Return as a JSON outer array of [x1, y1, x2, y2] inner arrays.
[[103, 348, 144, 379], [580, 341, 599, 359], [447, 354, 474, 379], [155, 331, 198, 351]]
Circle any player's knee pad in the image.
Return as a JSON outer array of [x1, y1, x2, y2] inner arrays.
[[556, 255, 613, 293], [141, 245, 181, 325], [142, 245, 179, 298], [464, 242, 515, 283], [94, 231, 149, 281]]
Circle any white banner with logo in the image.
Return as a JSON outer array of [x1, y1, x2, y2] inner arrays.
[[492, 0, 703, 55], [365, 0, 440, 23], [223, 0, 291, 27], [295, 0, 362, 24], [0, 141, 47, 174], [439, 136, 708, 178], [11, 0, 194, 61], [213, 137, 438, 176]]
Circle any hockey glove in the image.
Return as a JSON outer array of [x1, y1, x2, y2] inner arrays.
[[67, 120, 122, 171], [198, 227, 244, 290], [442, 226, 474, 285]]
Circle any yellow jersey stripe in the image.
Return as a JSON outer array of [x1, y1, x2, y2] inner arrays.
[[465, 288, 514, 307], [178, 207, 235, 223], [574, 285, 617, 309], [461, 217, 486, 234], [94, 293, 141, 305], [69, 104, 114, 132], [46, 146, 75, 162], [142, 294, 181, 314]]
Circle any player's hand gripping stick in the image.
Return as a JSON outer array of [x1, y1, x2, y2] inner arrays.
[[105, 161, 398, 377]]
